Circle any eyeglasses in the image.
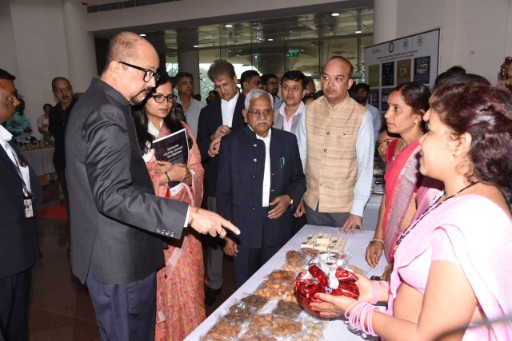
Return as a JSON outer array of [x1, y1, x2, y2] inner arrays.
[[152, 94, 176, 103], [119, 61, 159, 82], [247, 108, 273, 117], [54, 86, 72, 95]]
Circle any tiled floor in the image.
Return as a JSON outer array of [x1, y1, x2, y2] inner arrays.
[[29, 186, 236, 340]]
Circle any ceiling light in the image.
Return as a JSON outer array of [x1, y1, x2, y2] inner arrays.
[[331, 12, 340, 17], [225, 24, 233, 28], [193, 45, 199, 48], [355, 30, 362, 34], [268, 38, 274, 42], [139, 33, 147, 37]]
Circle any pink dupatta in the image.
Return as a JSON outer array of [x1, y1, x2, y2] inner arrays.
[[383, 139, 422, 262]]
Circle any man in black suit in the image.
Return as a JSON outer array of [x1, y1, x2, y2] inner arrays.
[[48, 77, 77, 205], [217, 89, 306, 288], [0, 68, 42, 341], [197, 59, 246, 305], [65, 32, 239, 341]]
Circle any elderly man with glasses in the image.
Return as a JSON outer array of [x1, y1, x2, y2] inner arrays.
[[64, 32, 239, 340], [216, 88, 305, 288]]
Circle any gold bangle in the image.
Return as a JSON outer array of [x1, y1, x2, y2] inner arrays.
[[189, 206, 200, 225], [370, 239, 385, 247], [165, 171, 172, 183]]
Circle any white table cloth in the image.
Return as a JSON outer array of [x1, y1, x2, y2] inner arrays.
[[22, 147, 55, 176], [185, 225, 388, 340]]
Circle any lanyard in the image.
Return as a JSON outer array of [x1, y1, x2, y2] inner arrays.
[[5, 143, 31, 197]]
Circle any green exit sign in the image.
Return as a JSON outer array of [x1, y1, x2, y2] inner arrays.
[[288, 49, 300, 57]]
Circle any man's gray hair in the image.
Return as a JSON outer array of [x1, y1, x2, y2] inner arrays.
[[244, 89, 274, 109]]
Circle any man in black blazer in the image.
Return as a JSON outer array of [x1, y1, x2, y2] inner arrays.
[[0, 69, 42, 341], [197, 59, 246, 305], [217, 89, 306, 288], [65, 32, 239, 341], [48, 76, 77, 205]]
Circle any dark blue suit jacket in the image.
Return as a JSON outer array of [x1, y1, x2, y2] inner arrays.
[[0, 140, 42, 278], [196, 94, 245, 198], [216, 126, 306, 248]]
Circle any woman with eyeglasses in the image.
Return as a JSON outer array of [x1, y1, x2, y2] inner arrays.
[[132, 71, 205, 340], [365, 82, 431, 276]]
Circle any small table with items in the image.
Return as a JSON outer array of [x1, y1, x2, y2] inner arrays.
[[21, 146, 55, 176], [185, 225, 388, 341]]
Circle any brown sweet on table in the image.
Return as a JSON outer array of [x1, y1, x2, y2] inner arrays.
[[286, 250, 303, 263], [240, 294, 269, 310], [238, 329, 277, 341], [248, 314, 273, 331], [223, 304, 253, 325], [267, 269, 296, 282], [204, 319, 241, 340], [254, 279, 297, 302], [267, 315, 303, 336], [283, 250, 305, 272], [272, 299, 303, 319]]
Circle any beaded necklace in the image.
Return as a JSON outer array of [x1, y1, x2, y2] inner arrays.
[[394, 181, 480, 254]]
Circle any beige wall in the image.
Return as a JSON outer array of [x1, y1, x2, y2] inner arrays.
[[0, 0, 95, 135], [389, 0, 510, 81]]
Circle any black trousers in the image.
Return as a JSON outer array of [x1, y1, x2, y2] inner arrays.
[[86, 269, 156, 341], [232, 207, 290, 288], [0, 268, 32, 341]]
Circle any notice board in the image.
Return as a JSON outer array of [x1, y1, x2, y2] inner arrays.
[[364, 29, 440, 112]]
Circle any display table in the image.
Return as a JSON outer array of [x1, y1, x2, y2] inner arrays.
[[22, 147, 55, 176], [185, 225, 388, 340]]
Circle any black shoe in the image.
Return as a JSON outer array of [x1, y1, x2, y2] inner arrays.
[[205, 287, 221, 306]]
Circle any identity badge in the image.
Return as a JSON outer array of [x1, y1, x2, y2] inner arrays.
[[24, 198, 34, 219]]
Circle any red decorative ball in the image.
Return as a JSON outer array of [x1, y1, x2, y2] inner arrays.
[[294, 265, 359, 316]]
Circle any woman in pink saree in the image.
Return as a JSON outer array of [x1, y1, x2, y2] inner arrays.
[[366, 83, 430, 270], [132, 72, 205, 340], [311, 81, 512, 339]]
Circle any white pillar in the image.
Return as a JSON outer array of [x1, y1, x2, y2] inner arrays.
[[177, 29, 201, 94], [373, 0, 398, 44], [62, 0, 97, 92]]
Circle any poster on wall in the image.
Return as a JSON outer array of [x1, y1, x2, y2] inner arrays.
[[364, 29, 440, 112], [397, 59, 412, 85], [414, 56, 431, 83], [368, 64, 380, 87], [382, 62, 395, 86], [381, 88, 393, 112]]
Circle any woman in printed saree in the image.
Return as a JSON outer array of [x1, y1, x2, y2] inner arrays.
[[311, 81, 512, 340], [132, 71, 205, 340], [366, 82, 430, 270]]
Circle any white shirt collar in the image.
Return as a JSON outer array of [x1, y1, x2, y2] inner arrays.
[[278, 101, 304, 119], [222, 92, 239, 106], [0, 125, 13, 143]]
